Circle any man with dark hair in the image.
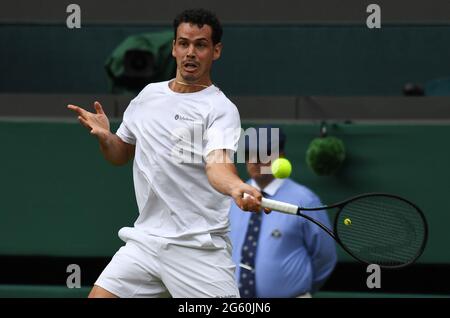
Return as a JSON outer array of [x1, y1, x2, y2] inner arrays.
[[173, 8, 223, 45], [230, 126, 337, 298], [68, 9, 262, 298]]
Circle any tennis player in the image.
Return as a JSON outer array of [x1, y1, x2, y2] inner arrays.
[[67, 9, 262, 298]]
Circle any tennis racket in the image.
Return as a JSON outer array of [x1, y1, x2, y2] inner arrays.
[[255, 192, 428, 269]]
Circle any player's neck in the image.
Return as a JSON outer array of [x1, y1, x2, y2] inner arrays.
[[170, 76, 212, 93]]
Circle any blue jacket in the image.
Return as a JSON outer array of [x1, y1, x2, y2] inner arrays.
[[229, 178, 337, 297]]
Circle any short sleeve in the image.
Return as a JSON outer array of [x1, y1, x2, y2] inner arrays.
[[116, 95, 140, 145], [203, 101, 242, 159]]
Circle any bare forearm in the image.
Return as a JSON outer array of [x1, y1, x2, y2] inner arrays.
[[205, 149, 262, 211], [98, 133, 134, 166], [206, 162, 243, 196]]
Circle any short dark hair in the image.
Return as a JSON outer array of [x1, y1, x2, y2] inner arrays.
[[173, 9, 223, 45]]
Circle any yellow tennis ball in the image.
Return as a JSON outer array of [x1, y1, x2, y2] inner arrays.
[[344, 218, 352, 226], [271, 158, 292, 179]]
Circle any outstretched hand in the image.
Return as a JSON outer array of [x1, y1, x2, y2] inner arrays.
[[67, 101, 110, 140]]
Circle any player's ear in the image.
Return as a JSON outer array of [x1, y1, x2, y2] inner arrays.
[[213, 42, 222, 61], [172, 39, 176, 58]]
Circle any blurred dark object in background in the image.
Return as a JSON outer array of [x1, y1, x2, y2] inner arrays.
[[105, 30, 176, 95], [403, 82, 425, 96], [120, 49, 156, 90], [403, 78, 450, 96]]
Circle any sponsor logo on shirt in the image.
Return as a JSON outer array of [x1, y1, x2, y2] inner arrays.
[[174, 114, 195, 122]]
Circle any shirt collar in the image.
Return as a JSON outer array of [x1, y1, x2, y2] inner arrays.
[[250, 178, 285, 196]]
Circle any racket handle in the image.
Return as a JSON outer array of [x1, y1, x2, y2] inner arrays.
[[243, 193, 299, 215], [261, 198, 299, 215]]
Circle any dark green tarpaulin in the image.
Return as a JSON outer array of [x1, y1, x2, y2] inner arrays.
[[105, 30, 176, 94]]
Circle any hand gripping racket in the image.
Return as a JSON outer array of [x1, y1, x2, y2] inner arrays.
[[255, 193, 428, 269]]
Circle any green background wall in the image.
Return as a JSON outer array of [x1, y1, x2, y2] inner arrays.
[[1, 24, 450, 95], [0, 120, 449, 264]]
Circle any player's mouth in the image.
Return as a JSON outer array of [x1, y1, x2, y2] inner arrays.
[[183, 61, 199, 73]]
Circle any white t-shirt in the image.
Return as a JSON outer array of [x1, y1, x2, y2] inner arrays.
[[116, 80, 241, 243]]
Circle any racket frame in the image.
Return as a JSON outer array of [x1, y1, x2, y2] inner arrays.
[[261, 192, 428, 269]]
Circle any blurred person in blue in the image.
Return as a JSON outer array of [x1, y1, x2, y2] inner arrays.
[[229, 126, 337, 298]]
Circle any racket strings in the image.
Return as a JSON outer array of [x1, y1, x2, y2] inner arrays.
[[335, 196, 426, 267]]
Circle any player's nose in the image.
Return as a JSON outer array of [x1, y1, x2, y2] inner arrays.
[[187, 44, 195, 56]]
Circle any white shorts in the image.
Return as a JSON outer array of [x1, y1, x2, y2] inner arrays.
[[95, 228, 239, 298]]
